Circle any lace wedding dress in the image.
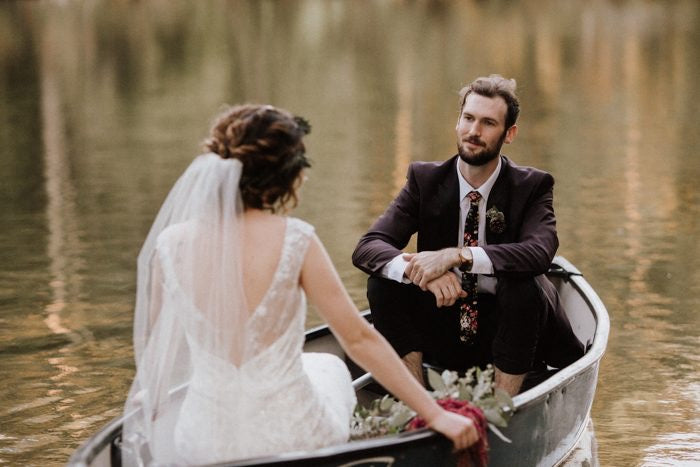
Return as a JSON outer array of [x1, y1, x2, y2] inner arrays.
[[122, 155, 356, 466], [171, 218, 356, 463]]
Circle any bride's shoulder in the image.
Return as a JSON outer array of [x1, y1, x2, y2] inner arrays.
[[155, 221, 199, 249], [287, 217, 315, 238]]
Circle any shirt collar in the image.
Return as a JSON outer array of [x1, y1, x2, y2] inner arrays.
[[457, 156, 502, 203]]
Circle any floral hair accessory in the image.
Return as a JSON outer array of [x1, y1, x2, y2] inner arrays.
[[486, 206, 506, 234], [293, 116, 311, 135]]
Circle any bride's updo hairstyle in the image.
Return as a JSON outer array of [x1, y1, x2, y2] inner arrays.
[[203, 104, 312, 212]]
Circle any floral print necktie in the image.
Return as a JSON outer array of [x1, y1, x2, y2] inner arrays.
[[460, 191, 481, 343]]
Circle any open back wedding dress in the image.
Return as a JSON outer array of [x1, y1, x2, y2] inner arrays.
[[122, 154, 356, 466]]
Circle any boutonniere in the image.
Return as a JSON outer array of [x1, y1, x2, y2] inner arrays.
[[486, 206, 506, 234]]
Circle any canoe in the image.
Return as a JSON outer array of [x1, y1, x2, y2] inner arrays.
[[68, 256, 609, 467]]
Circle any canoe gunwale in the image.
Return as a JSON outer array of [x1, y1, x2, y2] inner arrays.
[[512, 256, 609, 411], [216, 428, 446, 466], [68, 414, 125, 467]]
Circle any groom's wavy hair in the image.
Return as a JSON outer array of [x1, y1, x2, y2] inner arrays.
[[203, 104, 311, 212], [458, 75, 520, 130]]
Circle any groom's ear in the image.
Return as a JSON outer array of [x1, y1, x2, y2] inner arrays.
[[504, 124, 518, 144]]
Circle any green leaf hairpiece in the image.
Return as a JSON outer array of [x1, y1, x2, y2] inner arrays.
[[293, 116, 311, 135]]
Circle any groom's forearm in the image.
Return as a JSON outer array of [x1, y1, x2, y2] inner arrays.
[[352, 235, 404, 275]]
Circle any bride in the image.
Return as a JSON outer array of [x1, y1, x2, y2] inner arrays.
[[121, 104, 478, 465]]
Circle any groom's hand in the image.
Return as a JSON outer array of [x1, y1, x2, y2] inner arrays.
[[404, 248, 461, 289], [425, 272, 467, 307]]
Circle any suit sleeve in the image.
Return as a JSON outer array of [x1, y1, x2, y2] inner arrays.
[[482, 173, 559, 276], [352, 165, 420, 275]]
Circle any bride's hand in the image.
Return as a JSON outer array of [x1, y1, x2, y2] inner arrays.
[[428, 410, 479, 451]]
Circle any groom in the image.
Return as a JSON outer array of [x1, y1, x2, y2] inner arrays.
[[352, 75, 583, 395]]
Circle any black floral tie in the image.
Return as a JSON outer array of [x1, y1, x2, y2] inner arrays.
[[460, 191, 481, 343]]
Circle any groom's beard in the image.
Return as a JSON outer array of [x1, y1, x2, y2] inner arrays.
[[457, 132, 506, 167]]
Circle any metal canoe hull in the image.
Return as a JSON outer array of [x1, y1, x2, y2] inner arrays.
[[67, 256, 609, 467]]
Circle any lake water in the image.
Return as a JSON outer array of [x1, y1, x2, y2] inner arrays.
[[1, 1, 699, 465]]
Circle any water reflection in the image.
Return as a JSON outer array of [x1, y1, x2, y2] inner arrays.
[[39, 10, 83, 339], [0, 0, 699, 465]]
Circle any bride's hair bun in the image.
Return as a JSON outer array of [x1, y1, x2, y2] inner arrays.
[[203, 104, 311, 212]]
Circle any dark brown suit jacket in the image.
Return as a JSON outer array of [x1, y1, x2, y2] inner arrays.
[[352, 154, 558, 277], [353, 155, 584, 369]]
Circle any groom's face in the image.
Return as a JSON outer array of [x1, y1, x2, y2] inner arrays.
[[456, 93, 515, 166]]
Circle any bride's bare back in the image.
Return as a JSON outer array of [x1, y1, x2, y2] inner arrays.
[[241, 210, 287, 313]]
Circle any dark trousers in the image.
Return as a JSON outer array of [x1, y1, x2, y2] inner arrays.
[[367, 274, 579, 375]]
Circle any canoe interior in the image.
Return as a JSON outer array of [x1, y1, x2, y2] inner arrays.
[[68, 256, 608, 467]]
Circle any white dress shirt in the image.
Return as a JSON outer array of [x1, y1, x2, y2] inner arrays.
[[381, 157, 500, 294]]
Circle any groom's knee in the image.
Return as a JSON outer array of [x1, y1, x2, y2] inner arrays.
[[492, 276, 547, 374], [367, 276, 427, 358], [367, 276, 415, 307]]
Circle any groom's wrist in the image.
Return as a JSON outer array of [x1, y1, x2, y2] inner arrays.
[[452, 248, 462, 269], [444, 247, 463, 270], [458, 247, 473, 272]]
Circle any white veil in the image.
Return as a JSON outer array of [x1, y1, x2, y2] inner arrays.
[[122, 153, 248, 465]]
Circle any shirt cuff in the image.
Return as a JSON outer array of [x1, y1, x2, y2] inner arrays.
[[469, 247, 494, 274], [381, 254, 411, 283]]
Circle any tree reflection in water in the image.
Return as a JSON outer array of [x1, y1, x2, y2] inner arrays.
[[0, 0, 698, 465]]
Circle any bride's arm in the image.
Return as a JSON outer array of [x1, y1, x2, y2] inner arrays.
[[300, 234, 478, 451]]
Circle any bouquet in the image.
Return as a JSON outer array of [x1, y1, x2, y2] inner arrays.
[[350, 365, 514, 467]]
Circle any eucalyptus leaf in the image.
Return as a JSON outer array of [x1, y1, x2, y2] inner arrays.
[[379, 395, 395, 412], [458, 384, 473, 401], [494, 388, 515, 410], [483, 407, 507, 427], [390, 408, 414, 428], [488, 423, 512, 443], [477, 398, 497, 410], [427, 368, 448, 393], [441, 369, 458, 387]]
